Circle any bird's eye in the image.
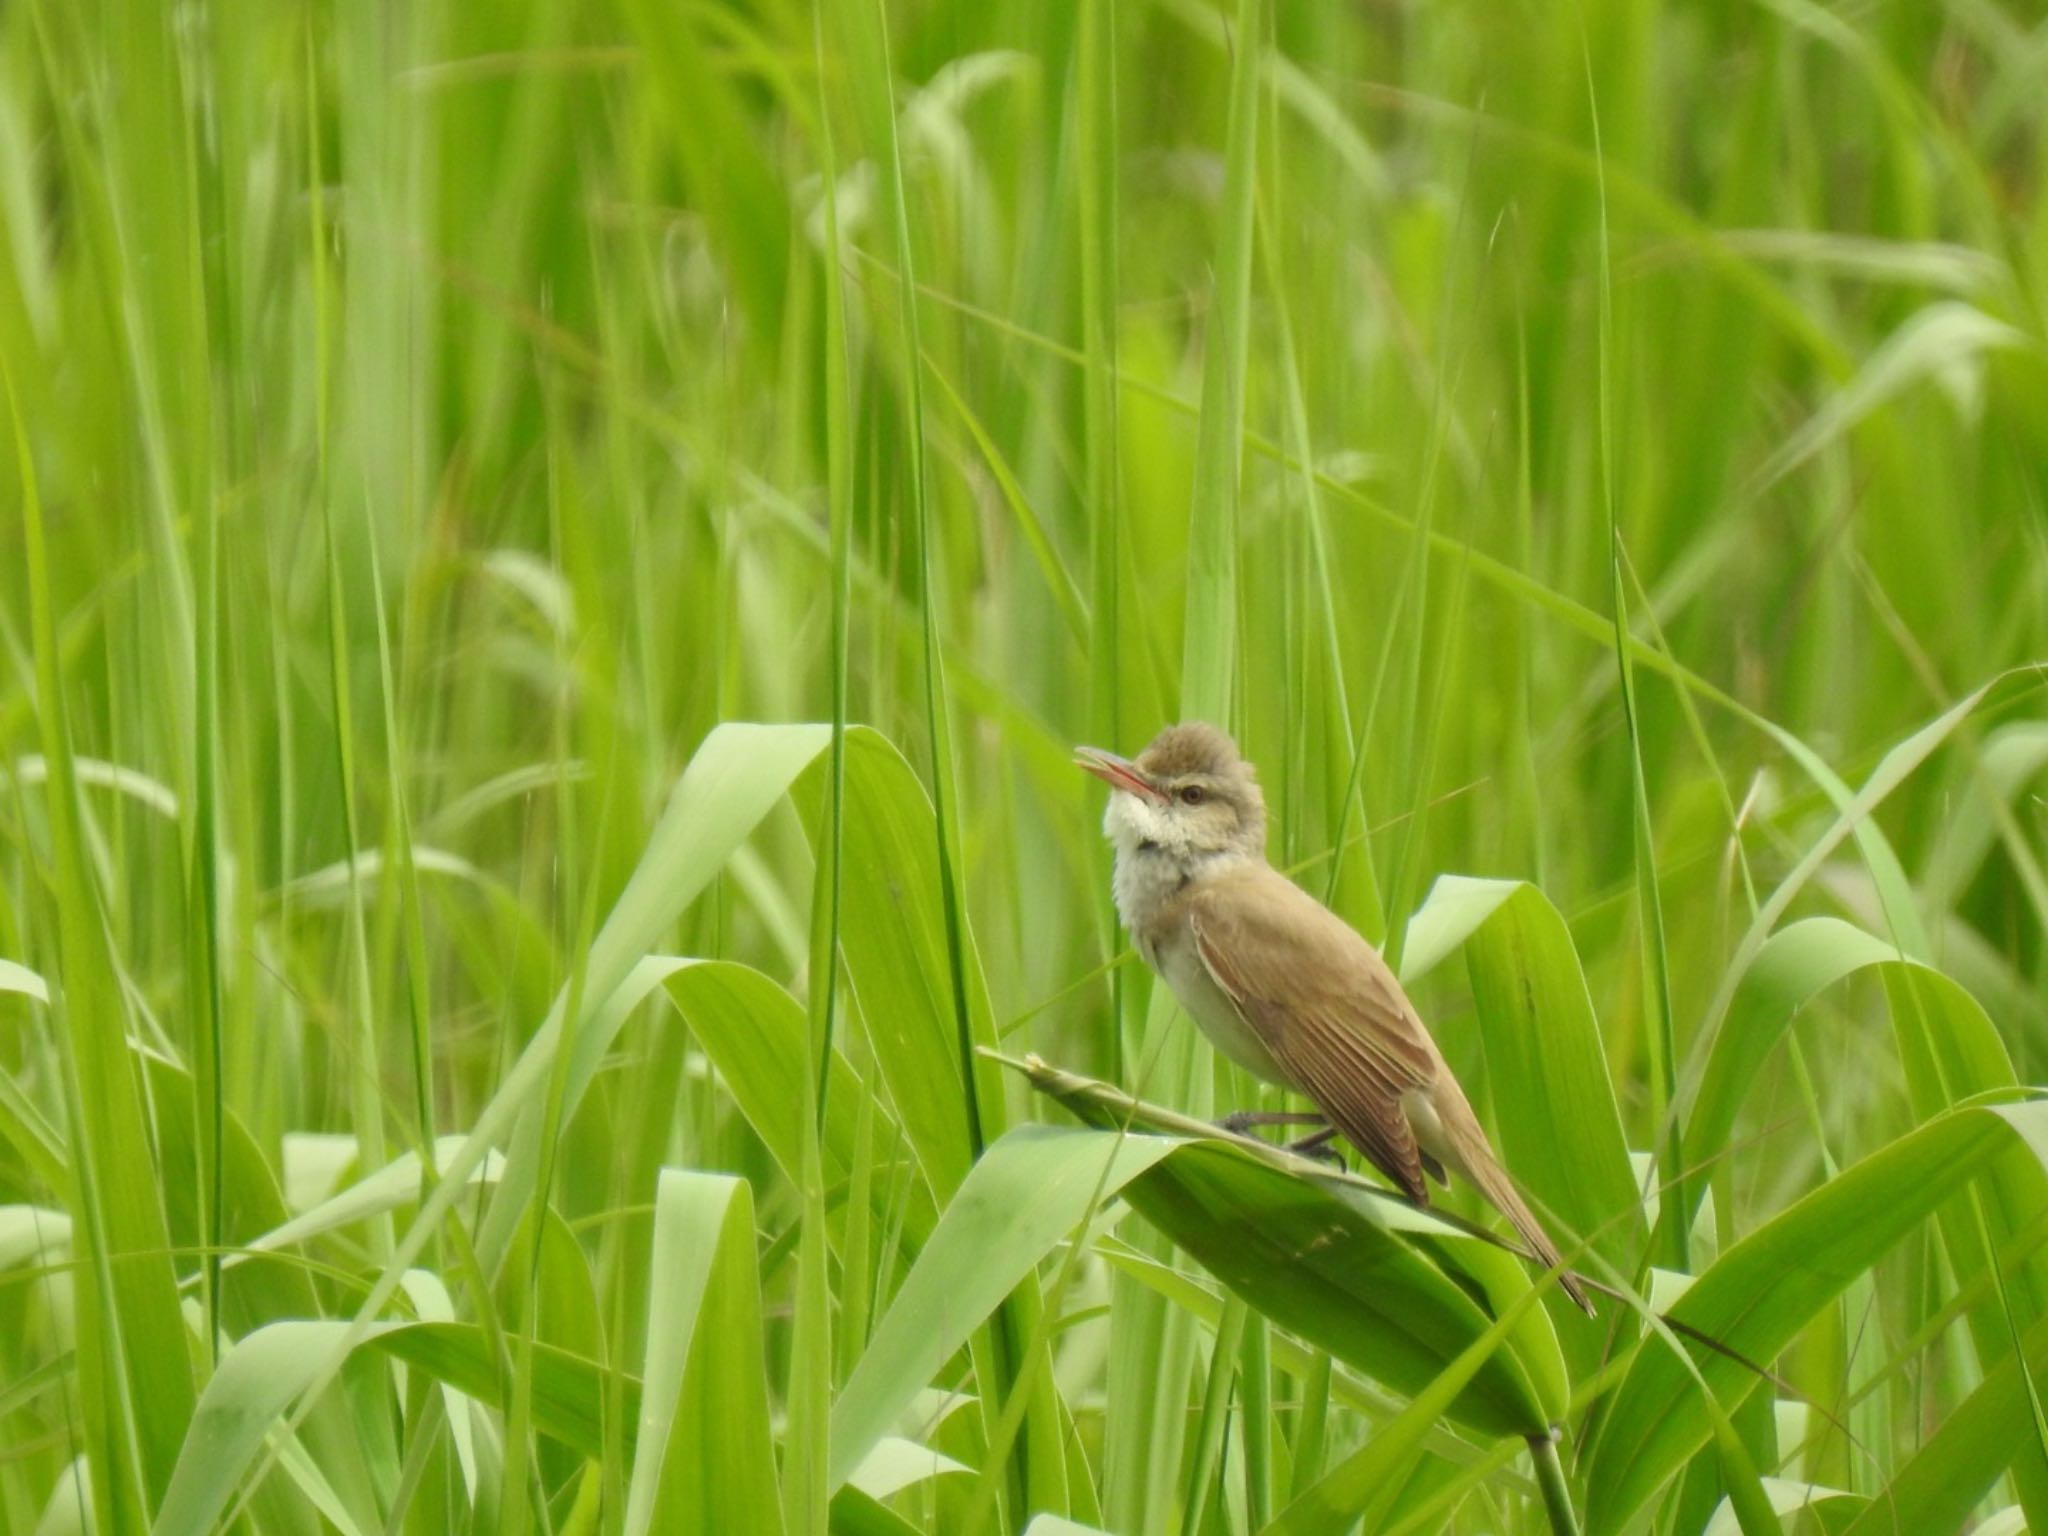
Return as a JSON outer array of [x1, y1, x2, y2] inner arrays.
[[1179, 785, 1206, 805]]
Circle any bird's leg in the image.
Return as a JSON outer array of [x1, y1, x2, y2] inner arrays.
[[1215, 1110, 1328, 1137], [1286, 1126, 1343, 1164], [1215, 1112, 1344, 1168], [1285, 1128, 1347, 1170]]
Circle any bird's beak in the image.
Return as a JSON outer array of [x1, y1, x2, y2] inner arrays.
[[1075, 746, 1167, 804]]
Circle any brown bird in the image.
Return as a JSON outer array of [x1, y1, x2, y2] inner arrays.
[[1078, 721, 1592, 1313]]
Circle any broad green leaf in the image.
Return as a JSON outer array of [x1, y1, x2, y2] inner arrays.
[[1705, 1478, 1865, 1535], [1681, 918, 1902, 1201], [1840, 1303, 2048, 1536], [793, 726, 1001, 1205], [828, 1487, 927, 1536], [660, 959, 934, 1245], [828, 1123, 1176, 1491], [1088, 1231, 1482, 1463], [1680, 914, 2048, 1512], [0, 1205, 70, 1268], [1261, 1256, 1560, 1534], [239, 1137, 504, 1264], [1584, 1100, 2048, 1533], [473, 722, 832, 1266], [1403, 875, 1644, 1349], [1016, 1060, 1569, 1440], [1110, 1137, 1563, 1442], [0, 958, 48, 1004], [153, 1319, 633, 1536], [847, 1437, 973, 1501], [625, 1171, 781, 1536]]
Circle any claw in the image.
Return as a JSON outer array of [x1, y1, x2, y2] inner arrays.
[[1214, 1109, 1328, 1137], [1211, 1113, 1345, 1168], [1287, 1126, 1346, 1169]]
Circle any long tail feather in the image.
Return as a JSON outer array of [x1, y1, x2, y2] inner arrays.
[[1446, 1116, 1596, 1315]]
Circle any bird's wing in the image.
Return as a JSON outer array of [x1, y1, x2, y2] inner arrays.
[[1187, 868, 1439, 1202]]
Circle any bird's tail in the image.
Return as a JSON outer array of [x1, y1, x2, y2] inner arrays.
[[1450, 1123, 1596, 1316]]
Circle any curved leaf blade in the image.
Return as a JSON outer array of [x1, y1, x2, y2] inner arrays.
[[1017, 1059, 1569, 1440], [1584, 1100, 2048, 1534], [625, 1170, 781, 1536], [153, 1320, 632, 1536], [828, 1123, 1175, 1491], [1405, 876, 1643, 1345]]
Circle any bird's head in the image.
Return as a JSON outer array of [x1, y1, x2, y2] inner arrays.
[[1076, 721, 1266, 865]]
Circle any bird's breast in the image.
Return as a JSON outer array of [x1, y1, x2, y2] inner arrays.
[[1153, 926, 1289, 1086]]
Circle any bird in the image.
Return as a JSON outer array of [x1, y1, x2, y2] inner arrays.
[[1078, 720, 1593, 1313]]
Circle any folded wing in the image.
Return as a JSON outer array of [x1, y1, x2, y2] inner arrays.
[[1186, 866, 1440, 1203]]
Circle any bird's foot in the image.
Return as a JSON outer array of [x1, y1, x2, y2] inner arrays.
[[1286, 1126, 1346, 1169], [1212, 1112, 1345, 1168], [1215, 1109, 1328, 1138]]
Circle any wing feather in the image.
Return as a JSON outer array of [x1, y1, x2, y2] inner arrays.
[[1186, 868, 1441, 1202], [1182, 865, 1594, 1312]]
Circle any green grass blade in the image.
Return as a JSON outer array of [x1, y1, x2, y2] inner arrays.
[[7, 330, 195, 1527], [1261, 1270, 1561, 1536], [829, 1125, 1178, 1490], [1179, 0, 1261, 725], [1404, 876, 1643, 1352], [154, 1318, 635, 1535], [1015, 1058, 1568, 1439], [624, 1171, 783, 1536], [1585, 47, 1683, 1275], [1584, 1101, 2048, 1533]]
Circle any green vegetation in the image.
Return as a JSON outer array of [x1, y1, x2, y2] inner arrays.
[[3, 0, 2046, 1532]]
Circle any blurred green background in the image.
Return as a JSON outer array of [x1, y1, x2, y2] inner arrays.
[[2, 0, 2046, 1531]]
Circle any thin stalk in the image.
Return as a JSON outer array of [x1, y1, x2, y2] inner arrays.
[[6, 334, 163, 1536], [308, 17, 392, 1263], [1586, 43, 1684, 1271], [813, 0, 852, 1141], [784, 3, 853, 1527], [1179, 0, 1262, 726], [841, 0, 1025, 1515], [1078, 0, 1125, 1017], [1528, 1433, 1582, 1536], [189, 15, 230, 1368], [1287, 1349, 1333, 1503], [1238, 1309, 1274, 1528], [1180, 1297, 1248, 1536]]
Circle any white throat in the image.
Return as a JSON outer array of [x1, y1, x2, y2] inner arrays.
[[1102, 791, 1249, 944]]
